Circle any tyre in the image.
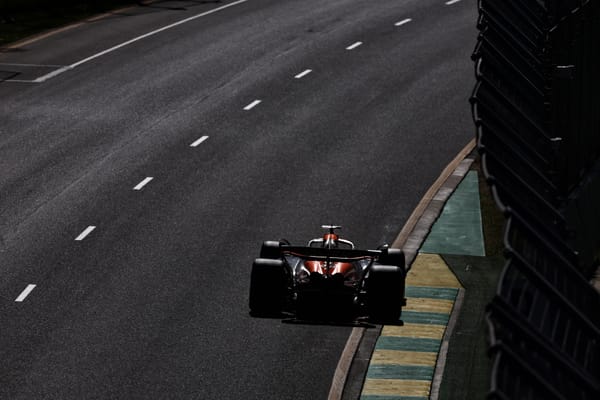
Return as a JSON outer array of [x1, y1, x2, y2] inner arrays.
[[378, 248, 405, 270], [366, 264, 406, 323], [249, 258, 287, 316], [259, 241, 282, 259]]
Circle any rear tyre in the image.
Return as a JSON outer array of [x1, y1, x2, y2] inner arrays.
[[366, 264, 406, 323], [249, 258, 287, 317], [378, 248, 405, 270], [259, 241, 282, 259]]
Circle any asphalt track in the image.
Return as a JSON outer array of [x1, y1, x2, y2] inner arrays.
[[0, 0, 477, 398]]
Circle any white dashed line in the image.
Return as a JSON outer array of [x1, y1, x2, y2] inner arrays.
[[15, 284, 36, 302], [295, 69, 313, 79], [190, 135, 209, 147], [445, 0, 461, 5], [75, 226, 96, 241], [346, 41, 363, 50], [395, 18, 412, 26], [133, 177, 154, 191], [244, 100, 262, 110]]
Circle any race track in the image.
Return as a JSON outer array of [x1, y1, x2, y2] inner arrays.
[[0, 0, 476, 398]]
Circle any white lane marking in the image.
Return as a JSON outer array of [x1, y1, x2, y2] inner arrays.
[[445, 0, 461, 5], [4, 66, 71, 83], [3, 79, 38, 84], [346, 41, 363, 50], [295, 69, 312, 79], [15, 284, 37, 302], [190, 135, 209, 147], [244, 100, 262, 110], [31, 0, 249, 83], [75, 226, 96, 241], [34, 66, 73, 82], [133, 177, 154, 190], [395, 18, 412, 26]]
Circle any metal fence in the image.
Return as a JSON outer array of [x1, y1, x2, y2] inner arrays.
[[471, 0, 600, 398]]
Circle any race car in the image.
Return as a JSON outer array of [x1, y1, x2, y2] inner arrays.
[[249, 225, 406, 322]]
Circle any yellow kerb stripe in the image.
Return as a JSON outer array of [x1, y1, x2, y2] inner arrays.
[[407, 253, 462, 288], [403, 297, 455, 314], [382, 323, 446, 339], [371, 349, 438, 366], [362, 378, 431, 397]]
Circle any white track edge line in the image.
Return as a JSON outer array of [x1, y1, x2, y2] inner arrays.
[[33, 0, 249, 83]]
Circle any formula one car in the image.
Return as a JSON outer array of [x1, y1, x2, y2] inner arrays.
[[249, 226, 406, 322]]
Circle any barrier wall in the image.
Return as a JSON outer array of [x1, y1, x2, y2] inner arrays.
[[471, 0, 600, 398]]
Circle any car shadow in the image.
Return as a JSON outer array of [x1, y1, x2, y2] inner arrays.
[[282, 318, 381, 329]]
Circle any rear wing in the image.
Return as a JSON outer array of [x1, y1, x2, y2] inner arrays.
[[280, 245, 382, 261]]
